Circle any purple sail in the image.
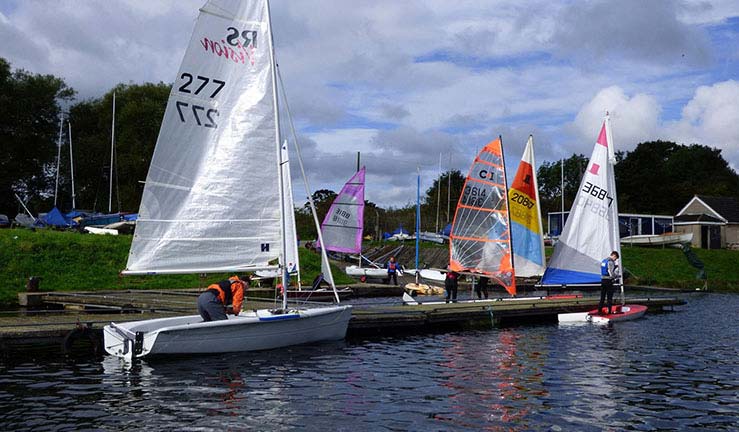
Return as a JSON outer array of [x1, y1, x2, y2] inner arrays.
[[319, 167, 365, 254]]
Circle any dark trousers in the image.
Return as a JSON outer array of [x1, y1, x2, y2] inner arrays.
[[387, 272, 398, 286], [197, 290, 227, 322], [598, 278, 615, 314], [475, 281, 489, 299], [445, 279, 458, 303]]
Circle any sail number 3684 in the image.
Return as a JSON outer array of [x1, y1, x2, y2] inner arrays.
[[461, 185, 487, 207], [175, 72, 225, 128]]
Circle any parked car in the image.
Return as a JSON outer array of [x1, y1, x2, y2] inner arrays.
[[0, 214, 10, 228]]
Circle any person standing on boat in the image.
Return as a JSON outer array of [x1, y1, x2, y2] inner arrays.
[[475, 275, 489, 300], [598, 251, 620, 314], [386, 256, 401, 286], [197, 275, 249, 321], [445, 268, 460, 303]]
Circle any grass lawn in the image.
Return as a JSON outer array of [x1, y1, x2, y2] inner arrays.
[[0, 228, 353, 307]]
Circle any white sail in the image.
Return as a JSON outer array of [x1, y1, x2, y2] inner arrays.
[[125, 0, 280, 274], [541, 117, 621, 285], [281, 140, 299, 278]]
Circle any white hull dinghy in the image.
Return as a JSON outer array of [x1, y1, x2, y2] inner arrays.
[[104, 0, 351, 360], [104, 306, 352, 361]]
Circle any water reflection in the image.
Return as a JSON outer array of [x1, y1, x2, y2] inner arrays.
[[1, 293, 738, 431]]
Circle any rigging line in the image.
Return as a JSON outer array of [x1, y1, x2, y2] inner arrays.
[[276, 65, 339, 303]]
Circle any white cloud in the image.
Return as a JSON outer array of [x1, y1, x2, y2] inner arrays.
[[571, 86, 661, 153], [666, 80, 739, 169], [0, 0, 737, 207]]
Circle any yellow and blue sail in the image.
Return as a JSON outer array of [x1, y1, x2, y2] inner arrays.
[[508, 136, 546, 277]]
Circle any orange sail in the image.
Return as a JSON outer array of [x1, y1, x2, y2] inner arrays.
[[449, 137, 516, 296]]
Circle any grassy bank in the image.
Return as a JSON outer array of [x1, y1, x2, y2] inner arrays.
[[0, 229, 354, 307], [1, 229, 737, 307]]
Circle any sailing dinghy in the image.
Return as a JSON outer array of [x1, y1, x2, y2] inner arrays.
[[104, 0, 351, 360], [545, 116, 645, 323], [449, 136, 516, 297]]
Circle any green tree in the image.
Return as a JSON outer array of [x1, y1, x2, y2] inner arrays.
[[536, 154, 589, 219], [0, 58, 74, 216], [62, 83, 170, 213], [617, 141, 739, 214]]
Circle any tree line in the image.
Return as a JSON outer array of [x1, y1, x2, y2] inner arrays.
[[2, 57, 738, 236]]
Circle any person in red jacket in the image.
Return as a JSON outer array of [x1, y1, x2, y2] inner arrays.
[[197, 275, 249, 321]]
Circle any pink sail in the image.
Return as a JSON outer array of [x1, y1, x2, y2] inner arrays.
[[319, 167, 365, 254]]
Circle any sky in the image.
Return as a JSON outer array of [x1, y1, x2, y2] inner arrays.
[[1, 0, 738, 209]]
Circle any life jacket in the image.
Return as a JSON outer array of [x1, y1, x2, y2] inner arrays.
[[601, 258, 610, 277], [388, 261, 397, 272], [207, 276, 245, 315]]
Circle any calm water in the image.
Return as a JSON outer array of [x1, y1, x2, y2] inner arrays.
[[1, 293, 737, 431]]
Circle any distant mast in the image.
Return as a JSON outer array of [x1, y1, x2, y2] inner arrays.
[[54, 115, 64, 207], [109, 92, 116, 213], [68, 121, 76, 210]]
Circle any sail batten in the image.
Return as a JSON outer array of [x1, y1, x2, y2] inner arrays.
[[449, 137, 516, 296]]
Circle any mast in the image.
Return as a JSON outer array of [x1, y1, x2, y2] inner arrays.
[[53, 115, 64, 207], [264, 0, 288, 310], [604, 114, 624, 303], [109, 92, 115, 213], [68, 121, 76, 209], [415, 166, 420, 284], [435, 153, 441, 232]]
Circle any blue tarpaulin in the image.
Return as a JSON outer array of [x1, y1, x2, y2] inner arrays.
[[41, 207, 76, 227]]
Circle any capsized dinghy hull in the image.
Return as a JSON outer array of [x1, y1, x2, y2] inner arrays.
[[104, 305, 352, 360]]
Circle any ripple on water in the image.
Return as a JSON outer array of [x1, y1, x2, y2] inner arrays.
[[1, 293, 738, 431]]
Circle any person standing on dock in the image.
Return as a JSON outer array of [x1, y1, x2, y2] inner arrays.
[[445, 268, 460, 303], [386, 256, 401, 286], [598, 251, 620, 314], [198, 275, 249, 322], [475, 276, 489, 300]]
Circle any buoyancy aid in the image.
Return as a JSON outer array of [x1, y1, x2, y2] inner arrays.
[[601, 258, 610, 277], [207, 276, 245, 315], [387, 261, 398, 272]]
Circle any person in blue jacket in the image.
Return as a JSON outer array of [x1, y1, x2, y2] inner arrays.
[[598, 251, 620, 314], [386, 256, 401, 285]]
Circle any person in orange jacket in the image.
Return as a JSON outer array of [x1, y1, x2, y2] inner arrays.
[[197, 275, 249, 321]]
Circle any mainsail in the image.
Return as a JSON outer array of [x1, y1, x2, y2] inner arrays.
[[319, 167, 365, 254], [449, 137, 516, 296], [125, 0, 284, 274], [508, 135, 546, 277], [541, 117, 621, 285]]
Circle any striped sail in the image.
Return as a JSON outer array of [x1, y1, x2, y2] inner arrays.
[[449, 137, 516, 296], [319, 167, 365, 254], [508, 136, 546, 277], [125, 0, 284, 274], [541, 118, 621, 285]]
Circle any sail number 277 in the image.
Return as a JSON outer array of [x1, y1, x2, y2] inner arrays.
[[174, 72, 225, 128]]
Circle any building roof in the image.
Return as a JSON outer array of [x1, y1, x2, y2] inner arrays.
[[674, 214, 724, 224], [676, 195, 739, 223]]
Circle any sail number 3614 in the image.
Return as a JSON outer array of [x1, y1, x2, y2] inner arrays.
[[175, 72, 225, 128]]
